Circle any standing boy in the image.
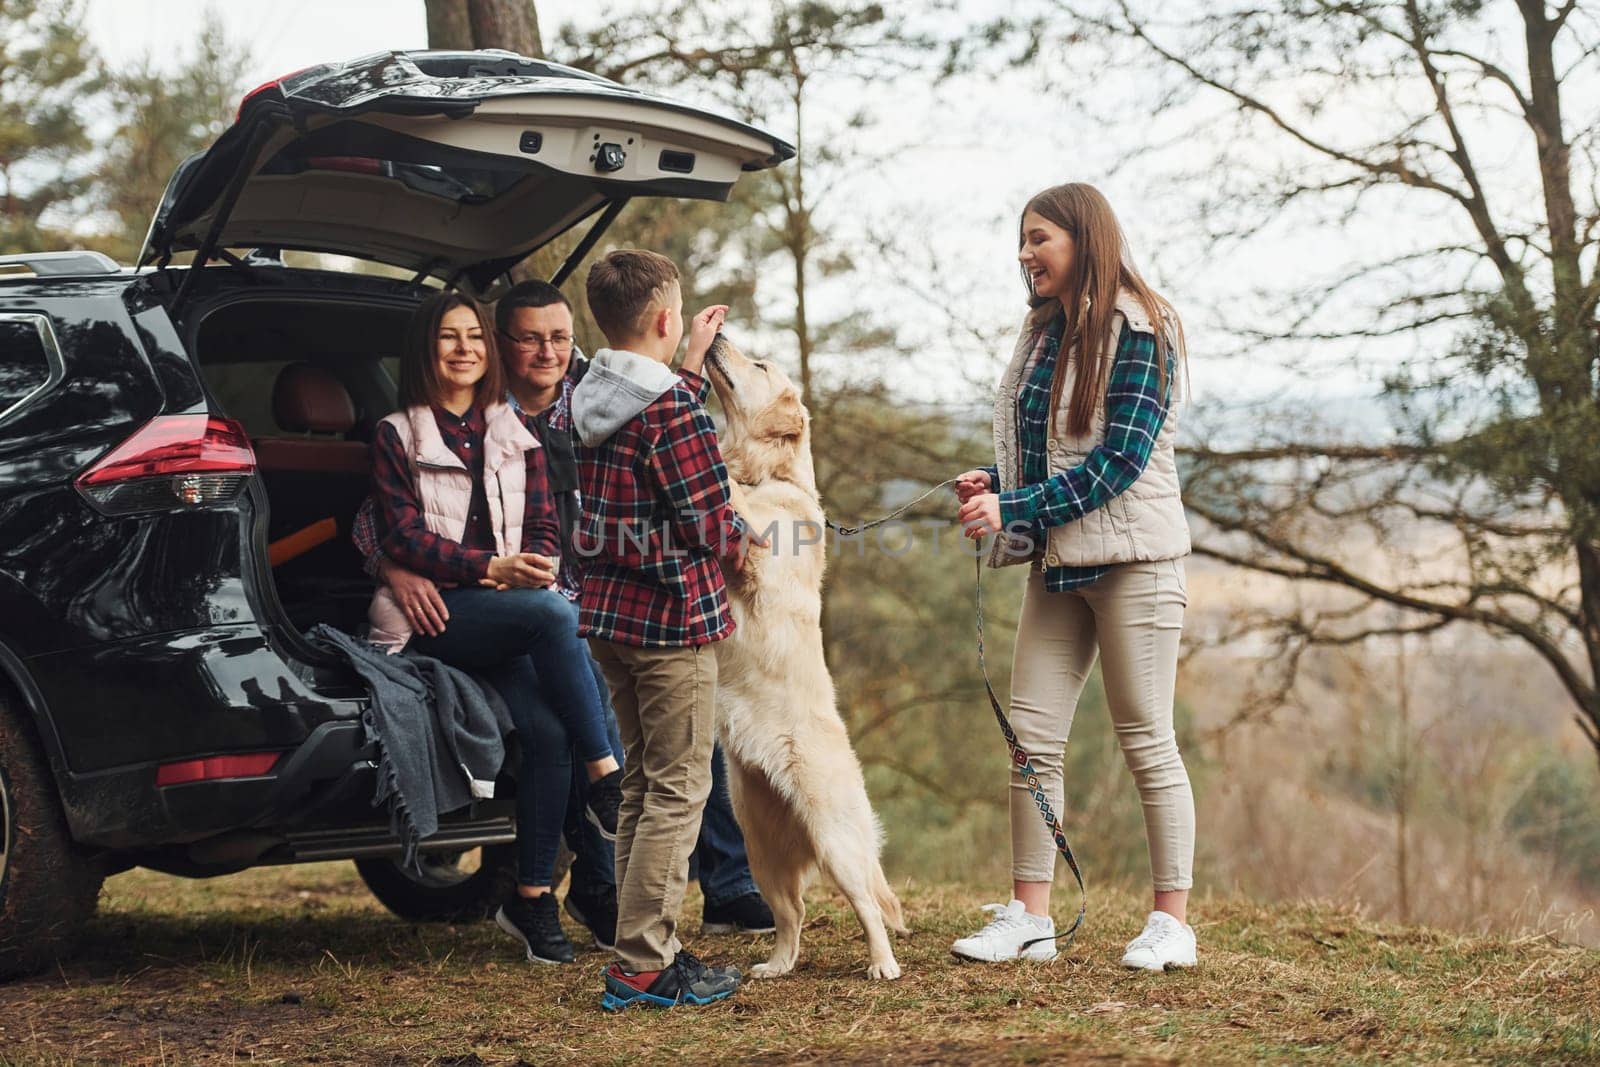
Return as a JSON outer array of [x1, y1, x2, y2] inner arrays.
[[570, 250, 762, 1010]]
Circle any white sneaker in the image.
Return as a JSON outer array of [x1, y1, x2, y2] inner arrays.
[[1120, 910, 1197, 971], [950, 899, 1058, 962]]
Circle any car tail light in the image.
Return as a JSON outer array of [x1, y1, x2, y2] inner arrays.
[[156, 752, 281, 787], [236, 67, 311, 119], [76, 414, 256, 515]]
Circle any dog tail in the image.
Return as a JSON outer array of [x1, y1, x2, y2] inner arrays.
[[873, 867, 909, 937], [865, 811, 908, 936]]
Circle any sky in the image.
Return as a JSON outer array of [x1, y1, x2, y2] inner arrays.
[[78, 1, 1116, 406], [74, 0, 1582, 430], [84, 1, 427, 78]]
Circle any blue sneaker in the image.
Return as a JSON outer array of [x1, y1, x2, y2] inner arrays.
[[600, 951, 741, 1011]]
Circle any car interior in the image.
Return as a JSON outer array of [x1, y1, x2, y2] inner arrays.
[[189, 294, 414, 636]]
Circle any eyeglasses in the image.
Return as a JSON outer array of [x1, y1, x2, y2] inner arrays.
[[502, 332, 574, 353]]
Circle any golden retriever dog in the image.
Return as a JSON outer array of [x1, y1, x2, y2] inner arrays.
[[702, 334, 908, 981]]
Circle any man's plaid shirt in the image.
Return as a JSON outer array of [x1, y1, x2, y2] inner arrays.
[[509, 374, 582, 600], [575, 367, 747, 648], [985, 320, 1170, 592]]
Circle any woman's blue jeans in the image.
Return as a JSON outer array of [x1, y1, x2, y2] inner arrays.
[[409, 586, 610, 887]]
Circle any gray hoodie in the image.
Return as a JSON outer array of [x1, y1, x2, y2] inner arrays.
[[570, 347, 683, 446]]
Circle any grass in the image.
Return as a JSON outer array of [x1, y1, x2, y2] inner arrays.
[[1, 863, 1597, 1065]]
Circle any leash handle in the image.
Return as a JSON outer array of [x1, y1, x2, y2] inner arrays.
[[976, 553, 1088, 947]]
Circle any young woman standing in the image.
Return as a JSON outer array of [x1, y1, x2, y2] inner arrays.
[[952, 182, 1197, 971]]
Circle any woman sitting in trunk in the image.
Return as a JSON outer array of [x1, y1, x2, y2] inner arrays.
[[366, 290, 622, 965]]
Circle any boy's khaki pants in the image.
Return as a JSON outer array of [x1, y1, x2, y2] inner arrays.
[[587, 637, 719, 973]]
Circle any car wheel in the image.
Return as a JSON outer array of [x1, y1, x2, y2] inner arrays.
[[0, 700, 104, 981], [354, 843, 518, 923]]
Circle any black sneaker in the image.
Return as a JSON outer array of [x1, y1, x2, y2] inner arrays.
[[676, 949, 742, 986], [495, 892, 575, 965], [702, 892, 776, 935], [585, 769, 622, 842], [563, 882, 617, 951], [600, 950, 741, 1012]]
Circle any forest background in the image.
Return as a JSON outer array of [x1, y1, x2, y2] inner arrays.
[[4, 0, 1598, 946]]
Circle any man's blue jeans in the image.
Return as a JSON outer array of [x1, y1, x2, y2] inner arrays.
[[566, 651, 623, 893], [690, 744, 761, 907]]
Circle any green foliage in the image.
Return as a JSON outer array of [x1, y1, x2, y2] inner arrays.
[[0, 0, 101, 254], [539, 180, 775, 349], [91, 11, 249, 263], [0, 3, 249, 261], [1507, 753, 1600, 892]]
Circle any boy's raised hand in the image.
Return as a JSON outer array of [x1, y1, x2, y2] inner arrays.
[[682, 305, 729, 375]]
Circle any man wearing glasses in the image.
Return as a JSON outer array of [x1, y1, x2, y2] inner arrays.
[[357, 281, 775, 955]]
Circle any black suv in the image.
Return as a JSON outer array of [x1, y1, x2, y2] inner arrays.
[[0, 49, 791, 979]]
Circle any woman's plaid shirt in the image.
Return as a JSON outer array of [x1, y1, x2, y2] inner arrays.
[[575, 368, 747, 648], [355, 376, 584, 598], [368, 403, 560, 585], [987, 320, 1170, 592]]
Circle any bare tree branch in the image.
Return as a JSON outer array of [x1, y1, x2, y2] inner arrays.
[[1188, 502, 1597, 718]]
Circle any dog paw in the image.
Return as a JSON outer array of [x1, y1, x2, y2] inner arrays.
[[868, 958, 902, 981], [750, 961, 794, 980]]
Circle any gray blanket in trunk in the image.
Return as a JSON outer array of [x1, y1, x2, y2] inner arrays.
[[306, 624, 514, 868]]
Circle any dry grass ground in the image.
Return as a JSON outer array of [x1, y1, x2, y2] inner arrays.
[[1, 863, 1597, 1065]]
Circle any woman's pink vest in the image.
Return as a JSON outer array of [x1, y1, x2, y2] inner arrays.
[[366, 402, 541, 653]]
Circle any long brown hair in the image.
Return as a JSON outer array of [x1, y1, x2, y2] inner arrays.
[[1020, 183, 1184, 437], [398, 290, 504, 410]]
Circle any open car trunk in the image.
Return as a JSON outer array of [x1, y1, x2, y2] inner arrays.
[[188, 289, 411, 638], [142, 50, 794, 298], [149, 48, 793, 640]]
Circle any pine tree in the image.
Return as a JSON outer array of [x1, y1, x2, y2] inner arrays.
[[0, 0, 101, 254], [92, 11, 249, 262]]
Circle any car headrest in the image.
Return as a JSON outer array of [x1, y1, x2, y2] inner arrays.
[[272, 362, 356, 435]]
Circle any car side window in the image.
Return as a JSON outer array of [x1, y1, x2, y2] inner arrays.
[[0, 314, 63, 426]]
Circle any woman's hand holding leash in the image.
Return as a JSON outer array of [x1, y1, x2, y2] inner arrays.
[[832, 476, 1088, 946], [958, 492, 1003, 539], [954, 468, 992, 503]]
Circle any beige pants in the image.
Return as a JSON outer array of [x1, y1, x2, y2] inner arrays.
[[588, 638, 719, 972], [1009, 559, 1194, 891]]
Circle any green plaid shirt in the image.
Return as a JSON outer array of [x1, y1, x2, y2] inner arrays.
[[987, 320, 1170, 592]]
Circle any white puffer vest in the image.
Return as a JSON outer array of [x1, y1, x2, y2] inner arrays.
[[367, 402, 541, 652], [988, 289, 1191, 570]]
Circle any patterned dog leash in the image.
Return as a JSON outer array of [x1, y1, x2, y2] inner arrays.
[[824, 480, 1087, 949]]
